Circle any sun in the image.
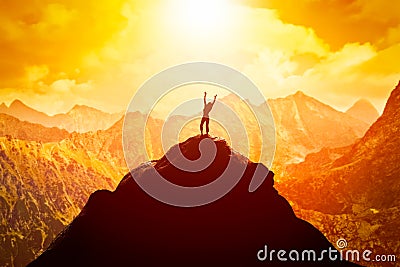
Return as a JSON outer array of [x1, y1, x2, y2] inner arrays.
[[164, 0, 236, 40], [179, 0, 229, 32]]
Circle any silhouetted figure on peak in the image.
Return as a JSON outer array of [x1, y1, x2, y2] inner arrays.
[[200, 92, 217, 135]]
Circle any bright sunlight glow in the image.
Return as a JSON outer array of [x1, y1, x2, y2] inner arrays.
[[165, 0, 235, 40]]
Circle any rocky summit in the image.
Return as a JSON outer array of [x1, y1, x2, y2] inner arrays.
[[29, 136, 359, 266]]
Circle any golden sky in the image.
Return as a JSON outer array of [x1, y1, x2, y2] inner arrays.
[[0, 0, 399, 115]]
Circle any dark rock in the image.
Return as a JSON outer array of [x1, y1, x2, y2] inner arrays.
[[29, 136, 360, 266]]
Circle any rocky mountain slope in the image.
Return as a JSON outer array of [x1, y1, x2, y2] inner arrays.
[[0, 100, 122, 133], [280, 82, 400, 213], [277, 82, 400, 266], [65, 105, 123, 133], [346, 99, 379, 125], [0, 91, 386, 266], [0, 123, 125, 267], [0, 113, 69, 143], [0, 136, 118, 267], [28, 136, 359, 266], [0, 111, 166, 267], [267, 91, 369, 166]]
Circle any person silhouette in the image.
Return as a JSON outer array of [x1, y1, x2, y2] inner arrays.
[[200, 92, 217, 135]]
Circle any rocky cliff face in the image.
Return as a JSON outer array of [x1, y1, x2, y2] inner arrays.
[[281, 82, 400, 213], [0, 111, 166, 267], [268, 91, 369, 166], [28, 136, 359, 266], [65, 105, 123, 133], [277, 82, 400, 266], [0, 121, 127, 267], [0, 136, 118, 267]]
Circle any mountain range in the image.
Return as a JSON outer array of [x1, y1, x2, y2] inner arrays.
[[0, 93, 376, 165], [266, 92, 372, 170], [280, 82, 400, 213], [151, 92, 374, 168], [0, 90, 388, 266], [0, 100, 123, 133], [277, 82, 400, 266], [0, 113, 69, 143]]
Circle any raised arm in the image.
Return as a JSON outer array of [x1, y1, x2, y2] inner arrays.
[[204, 92, 207, 106], [212, 94, 217, 104]]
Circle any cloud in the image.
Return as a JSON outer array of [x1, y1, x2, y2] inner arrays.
[[0, 0, 127, 87], [243, 0, 400, 50], [242, 37, 399, 112], [0, 0, 398, 115], [352, 0, 400, 24], [298, 43, 400, 101], [50, 79, 75, 93], [26, 65, 49, 82], [34, 3, 77, 34], [47, 79, 92, 95], [307, 43, 376, 77]]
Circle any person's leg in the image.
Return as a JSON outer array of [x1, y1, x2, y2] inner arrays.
[[205, 118, 210, 135], [200, 117, 205, 135]]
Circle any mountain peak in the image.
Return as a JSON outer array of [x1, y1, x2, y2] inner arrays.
[[293, 90, 306, 97], [30, 135, 358, 266], [346, 98, 379, 125], [71, 104, 86, 109], [283, 80, 400, 215], [352, 98, 373, 106], [67, 104, 103, 114], [290, 90, 317, 103], [151, 135, 256, 187], [10, 99, 28, 108]]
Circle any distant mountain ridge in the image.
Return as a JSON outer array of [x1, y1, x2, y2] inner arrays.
[[0, 100, 122, 133], [160, 91, 370, 167], [0, 93, 368, 161], [345, 98, 379, 125], [0, 113, 69, 142], [266, 91, 369, 166]]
